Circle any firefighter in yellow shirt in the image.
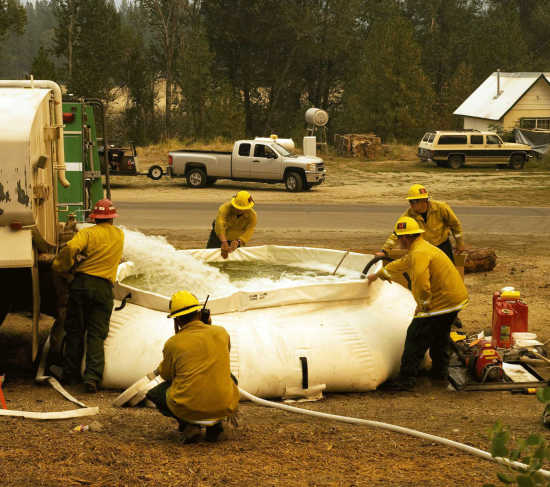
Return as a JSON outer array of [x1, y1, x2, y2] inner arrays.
[[378, 184, 465, 263], [146, 291, 240, 443], [206, 190, 257, 258], [52, 199, 124, 392], [367, 216, 468, 391]]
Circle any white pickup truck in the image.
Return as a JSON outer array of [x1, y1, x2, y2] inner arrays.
[[167, 139, 326, 192]]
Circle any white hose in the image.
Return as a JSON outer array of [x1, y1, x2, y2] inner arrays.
[[239, 387, 550, 478]]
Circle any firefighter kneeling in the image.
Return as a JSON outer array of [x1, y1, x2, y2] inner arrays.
[[367, 216, 469, 391], [146, 291, 239, 443]]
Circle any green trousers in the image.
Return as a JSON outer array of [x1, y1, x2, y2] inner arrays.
[[63, 273, 113, 384]]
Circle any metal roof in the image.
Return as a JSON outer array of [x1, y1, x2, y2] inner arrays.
[[453, 72, 550, 121]]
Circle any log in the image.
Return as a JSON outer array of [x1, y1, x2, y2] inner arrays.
[[462, 248, 497, 274]]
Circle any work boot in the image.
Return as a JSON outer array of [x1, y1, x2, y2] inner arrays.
[[84, 380, 98, 393], [378, 378, 415, 392], [178, 423, 202, 444], [205, 422, 224, 443]]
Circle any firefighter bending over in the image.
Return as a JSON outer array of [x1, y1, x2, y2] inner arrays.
[[367, 216, 468, 391], [206, 190, 257, 258]]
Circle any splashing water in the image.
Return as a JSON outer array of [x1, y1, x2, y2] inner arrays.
[[120, 228, 357, 299], [121, 227, 236, 299]]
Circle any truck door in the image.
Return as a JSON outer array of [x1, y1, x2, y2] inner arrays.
[[468, 134, 484, 163], [251, 143, 281, 179], [231, 142, 252, 178], [485, 134, 502, 164]]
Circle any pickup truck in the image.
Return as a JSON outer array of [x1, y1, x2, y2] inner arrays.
[[167, 139, 326, 192]]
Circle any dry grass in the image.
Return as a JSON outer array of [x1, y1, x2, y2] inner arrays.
[[136, 138, 234, 165]]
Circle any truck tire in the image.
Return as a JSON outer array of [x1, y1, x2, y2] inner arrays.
[[147, 165, 163, 180], [285, 171, 304, 192], [186, 168, 207, 188], [509, 154, 525, 170], [448, 155, 464, 170]]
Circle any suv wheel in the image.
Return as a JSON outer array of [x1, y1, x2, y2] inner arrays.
[[448, 155, 463, 170], [284, 171, 304, 192], [509, 154, 525, 170], [186, 168, 207, 188]]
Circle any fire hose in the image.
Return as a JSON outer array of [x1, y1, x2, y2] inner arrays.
[[238, 387, 550, 479]]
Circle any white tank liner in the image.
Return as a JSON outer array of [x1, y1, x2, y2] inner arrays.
[[104, 245, 415, 397]]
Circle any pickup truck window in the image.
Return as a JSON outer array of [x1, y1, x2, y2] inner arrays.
[[272, 142, 292, 157], [254, 144, 277, 159], [486, 135, 501, 145], [239, 143, 251, 156]]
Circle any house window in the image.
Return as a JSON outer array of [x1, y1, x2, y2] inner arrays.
[[520, 118, 550, 130]]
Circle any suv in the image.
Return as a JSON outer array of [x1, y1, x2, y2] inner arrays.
[[417, 130, 532, 169]]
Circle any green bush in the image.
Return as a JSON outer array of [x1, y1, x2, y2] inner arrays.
[[484, 387, 550, 486]]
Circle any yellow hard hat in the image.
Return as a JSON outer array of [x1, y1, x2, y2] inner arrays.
[[231, 190, 255, 210], [394, 216, 425, 236], [406, 184, 429, 200], [167, 291, 202, 318]]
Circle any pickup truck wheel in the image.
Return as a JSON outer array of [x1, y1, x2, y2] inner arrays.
[[448, 155, 463, 170], [509, 154, 525, 170], [147, 165, 163, 180], [186, 168, 207, 188], [285, 171, 304, 192]]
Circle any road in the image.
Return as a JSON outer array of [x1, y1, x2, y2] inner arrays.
[[116, 202, 550, 234]]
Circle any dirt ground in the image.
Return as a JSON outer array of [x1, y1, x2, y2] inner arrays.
[[1, 158, 550, 487]]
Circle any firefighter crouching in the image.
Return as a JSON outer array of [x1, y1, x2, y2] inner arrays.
[[206, 190, 257, 259], [378, 184, 465, 263], [146, 291, 240, 443], [51, 199, 124, 393], [367, 216, 468, 391]]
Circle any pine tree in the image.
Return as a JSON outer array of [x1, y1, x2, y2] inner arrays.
[[31, 46, 57, 80], [340, 11, 435, 142], [54, 0, 122, 100]]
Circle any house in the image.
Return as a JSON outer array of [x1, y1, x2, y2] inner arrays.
[[454, 72, 550, 132]]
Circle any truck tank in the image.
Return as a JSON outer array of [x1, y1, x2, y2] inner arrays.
[[0, 82, 108, 360]]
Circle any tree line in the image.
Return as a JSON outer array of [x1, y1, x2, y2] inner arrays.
[[1, 0, 549, 145]]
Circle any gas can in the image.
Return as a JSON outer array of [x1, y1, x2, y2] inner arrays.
[[492, 307, 514, 348], [491, 289, 528, 348]]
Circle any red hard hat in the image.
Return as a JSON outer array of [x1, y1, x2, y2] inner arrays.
[[90, 198, 118, 219]]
